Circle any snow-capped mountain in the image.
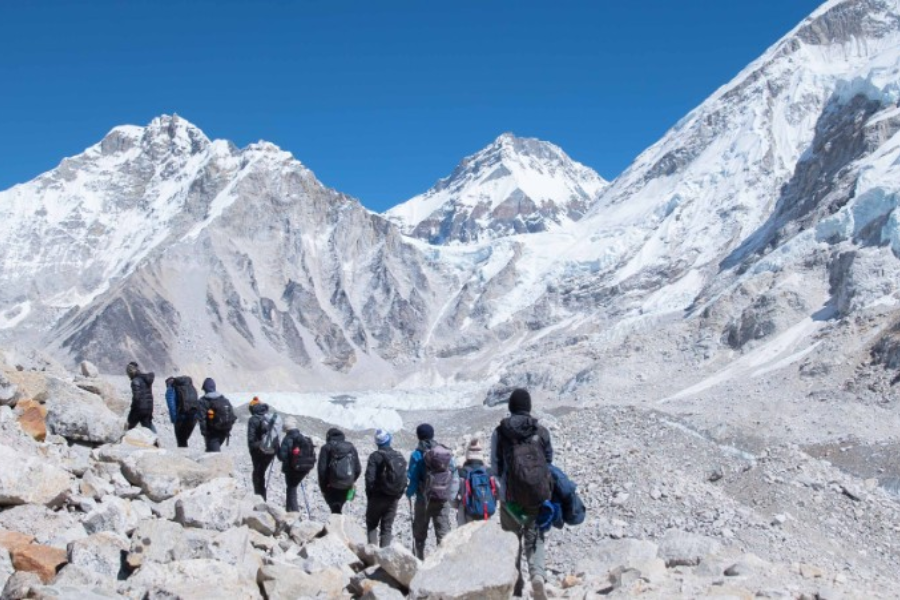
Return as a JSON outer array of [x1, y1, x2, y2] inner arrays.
[[385, 133, 607, 244], [4, 0, 900, 404]]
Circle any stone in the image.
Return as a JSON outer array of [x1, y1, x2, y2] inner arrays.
[[409, 521, 518, 600], [360, 582, 406, 600], [75, 377, 129, 415], [127, 518, 192, 569], [0, 531, 35, 555], [79, 362, 100, 379], [10, 543, 67, 583], [301, 533, 364, 571], [657, 530, 721, 567], [576, 538, 659, 577], [16, 401, 46, 442], [800, 563, 826, 579], [0, 547, 13, 591], [120, 427, 158, 449], [0, 444, 73, 507], [52, 563, 116, 588], [325, 513, 367, 547], [724, 554, 770, 577], [129, 558, 260, 599], [83, 495, 140, 536], [289, 520, 324, 546], [0, 507, 84, 548], [79, 470, 115, 501], [258, 563, 344, 599], [43, 377, 122, 444], [66, 531, 129, 579], [375, 543, 419, 588], [561, 574, 582, 589], [174, 478, 248, 532], [1, 571, 43, 600], [349, 565, 403, 595], [122, 450, 220, 502], [0, 372, 18, 406], [205, 527, 260, 581], [244, 511, 276, 537]]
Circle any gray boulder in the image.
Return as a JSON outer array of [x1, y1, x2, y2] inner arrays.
[[121, 450, 219, 502], [43, 377, 122, 444], [375, 544, 419, 588], [0, 444, 73, 507], [127, 519, 192, 569], [361, 583, 406, 600], [657, 529, 722, 567], [129, 558, 261, 599], [257, 563, 345, 599], [83, 495, 140, 536], [408, 521, 518, 600], [0, 373, 17, 406], [576, 538, 660, 577], [289, 519, 323, 546], [300, 533, 363, 571], [0, 547, 12, 591], [174, 478, 249, 531], [79, 362, 100, 379], [66, 532, 129, 579], [243, 511, 276, 537]]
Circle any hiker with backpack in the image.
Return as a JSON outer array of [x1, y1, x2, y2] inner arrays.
[[165, 376, 201, 447], [197, 378, 236, 453], [277, 417, 316, 514], [247, 397, 281, 501], [125, 361, 157, 433], [406, 423, 458, 559], [455, 436, 498, 525], [317, 427, 362, 515], [364, 429, 407, 547], [490, 388, 554, 600]]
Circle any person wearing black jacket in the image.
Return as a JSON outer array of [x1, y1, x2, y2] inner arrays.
[[317, 427, 362, 514], [276, 417, 314, 513], [247, 397, 276, 500], [126, 362, 157, 433], [490, 388, 553, 600], [197, 378, 231, 452], [364, 429, 405, 547]]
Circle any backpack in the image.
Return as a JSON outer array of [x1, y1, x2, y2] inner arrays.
[[377, 449, 408, 497], [327, 441, 356, 490], [507, 434, 553, 508], [206, 396, 237, 434], [259, 412, 282, 455], [422, 444, 454, 503], [172, 376, 200, 415], [463, 466, 497, 520], [289, 433, 316, 476]]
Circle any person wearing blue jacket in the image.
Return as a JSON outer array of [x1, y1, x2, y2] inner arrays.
[[165, 376, 200, 448], [406, 423, 458, 560]]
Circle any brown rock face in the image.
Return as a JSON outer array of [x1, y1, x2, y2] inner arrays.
[[10, 544, 67, 583], [17, 401, 47, 442], [0, 530, 35, 555]]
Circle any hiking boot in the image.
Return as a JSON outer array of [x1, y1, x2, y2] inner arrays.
[[531, 575, 547, 600]]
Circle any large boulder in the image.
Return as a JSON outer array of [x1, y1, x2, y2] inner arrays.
[[174, 478, 250, 531], [0, 444, 73, 507], [0, 372, 18, 406], [300, 533, 364, 571], [121, 450, 220, 502], [10, 543, 67, 583], [66, 532, 129, 579], [42, 377, 122, 444], [257, 563, 344, 599], [79, 362, 100, 379], [408, 522, 518, 599], [325, 513, 367, 547], [0, 547, 13, 591], [576, 538, 660, 577], [128, 558, 261, 599], [15, 400, 46, 442], [83, 495, 141, 536], [127, 519, 192, 569], [657, 530, 722, 567], [74, 377, 128, 415], [375, 544, 419, 588], [0, 506, 85, 549], [192, 526, 260, 581]]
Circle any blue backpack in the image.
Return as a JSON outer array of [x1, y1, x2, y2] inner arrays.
[[463, 466, 497, 520]]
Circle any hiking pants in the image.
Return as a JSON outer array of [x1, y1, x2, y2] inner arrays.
[[251, 451, 275, 500], [127, 408, 157, 434], [205, 433, 226, 453], [500, 503, 546, 595], [365, 493, 399, 548], [174, 417, 196, 448], [322, 488, 348, 515], [412, 497, 451, 559], [285, 472, 305, 514]]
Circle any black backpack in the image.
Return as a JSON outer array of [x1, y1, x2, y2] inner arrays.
[[289, 433, 316, 476], [377, 449, 408, 497], [327, 442, 357, 490], [172, 376, 201, 415], [507, 434, 553, 508], [206, 396, 236, 434]]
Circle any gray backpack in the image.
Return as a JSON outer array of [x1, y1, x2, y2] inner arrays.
[[422, 444, 454, 503], [259, 413, 282, 455]]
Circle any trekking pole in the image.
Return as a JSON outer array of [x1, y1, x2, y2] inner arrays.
[[300, 480, 312, 521], [408, 496, 415, 555], [264, 459, 276, 499]]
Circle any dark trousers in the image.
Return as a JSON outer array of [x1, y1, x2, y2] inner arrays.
[[174, 418, 196, 448], [127, 408, 157, 433], [205, 433, 226, 452], [322, 488, 348, 514], [285, 471, 306, 513], [251, 451, 275, 500], [412, 496, 452, 559], [365, 493, 399, 548]]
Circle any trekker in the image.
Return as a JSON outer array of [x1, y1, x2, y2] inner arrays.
[[317, 427, 362, 514], [165, 376, 200, 447], [247, 397, 281, 501], [491, 388, 554, 600], [406, 423, 458, 559], [456, 436, 498, 526], [277, 417, 316, 514], [364, 429, 407, 547], [197, 378, 236, 452], [126, 362, 157, 433]]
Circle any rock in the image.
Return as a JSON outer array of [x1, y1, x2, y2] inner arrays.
[[174, 478, 248, 532], [120, 426, 157, 449], [79, 362, 100, 379], [375, 543, 419, 588], [52, 563, 116, 588], [0, 531, 35, 556], [43, 377, 122, 444], [360, 583, 406, 600], [122, 451, 220, 502], [325, 513, 367, 547], [0, 547, 12, 591], [243, 511, 276, 537], [350, 565, 403, 595], [129, 558, 260, 599], [657, 530, 721, 567], [248, 530, 277, 552], [301, 533, 364, 571], [66, 532, 129, 579], [16, 400, 46, 442], [800, 563, 826, 579], [0, 445, 73, 507], [79, 470, 115, 501], [0, 508, 84, 548], [83, 495, 140, 536], [724, 554, 771, 577], [0, 373, 18, 406], [771, 514, 788, 526], [74, 377, 129, 415], [409, 521, 518, 600], [196, 452, 235, 479], [1, 571, 43, 600], [289, 520, 324, 546], [127, 519, 192, 569], [576, 538, 659, 577], [204, 527, 260, 581], [10, 543, 67, 583], [257, 563, 345, 599]]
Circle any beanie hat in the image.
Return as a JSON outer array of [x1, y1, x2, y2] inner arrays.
[[249, 396, 261, 406], [126, 362, 139, 378], [374, 429, 392, 447], [416, 423, 434, 441], [202, 378, 216, 393], [283, 417, 298, 432], [508, 388, 532, 414], [465, 437, 484, 462]]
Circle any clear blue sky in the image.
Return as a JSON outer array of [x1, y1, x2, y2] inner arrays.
[[1, 0, 822, 213]]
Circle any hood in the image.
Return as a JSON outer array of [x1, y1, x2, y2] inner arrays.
[[204, 391, 222, 400], [416, 438, 436, 453], [499, 414, 539, 442], [137, 372, 155, 385], [249, 403, 269, 416], [326, 428, 345, 444]]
